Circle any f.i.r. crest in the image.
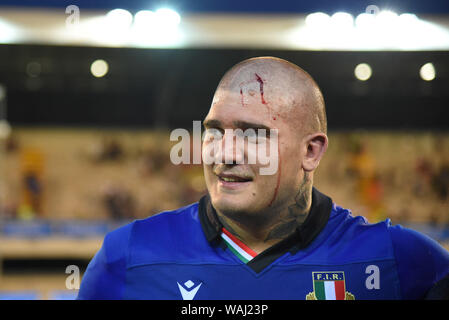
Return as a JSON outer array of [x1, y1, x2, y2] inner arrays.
[[306, 271, 355, 300]]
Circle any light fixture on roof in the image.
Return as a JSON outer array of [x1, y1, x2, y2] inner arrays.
[[0, 18, 19, 43], [331, 12, 354, 30], [376, 10, 399, 32], [305, 12, 331, 30], [154, 8, 181, 27], [355, 13, 376, 30], [132, 8, 182, 46], [90, 59, 109, 78], [354, 63, 372, 81], [420, 63, 436, 81], [134, 10, 156, 29], [106, 9, 133, 29], [398, 13, 419, 24]]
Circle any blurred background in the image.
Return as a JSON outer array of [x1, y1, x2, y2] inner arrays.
[[0, 0, 448, 300]]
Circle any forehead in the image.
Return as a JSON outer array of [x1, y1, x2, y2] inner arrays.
[[205, 80, 302, 131], [205, 89, 274, 128]]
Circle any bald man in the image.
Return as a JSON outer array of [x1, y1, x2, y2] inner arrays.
[[78, 57, 449, 300]]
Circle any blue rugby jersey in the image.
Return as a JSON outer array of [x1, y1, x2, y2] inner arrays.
[[77, 188, 449, 300]]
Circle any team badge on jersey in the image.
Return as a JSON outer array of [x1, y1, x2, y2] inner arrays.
[[306, 272, 355, 300]]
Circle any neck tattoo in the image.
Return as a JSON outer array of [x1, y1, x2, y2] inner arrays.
[[264, 172, 312, 242]]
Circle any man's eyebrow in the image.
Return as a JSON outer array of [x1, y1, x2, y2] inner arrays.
[[203, 119, 272, 132], [233, 120, 271, 132]]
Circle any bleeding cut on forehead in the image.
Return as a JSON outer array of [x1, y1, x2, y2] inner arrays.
[[202, 56, 329, 252]]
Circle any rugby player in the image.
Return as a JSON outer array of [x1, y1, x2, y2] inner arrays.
[[78, 57, 449, 300]]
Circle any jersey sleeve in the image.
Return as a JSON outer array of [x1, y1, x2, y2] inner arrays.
[[389, 224, 449, 299], [77, 222, 133, 300]]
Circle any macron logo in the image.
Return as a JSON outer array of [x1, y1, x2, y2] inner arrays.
[[177, 280, 202, 300]]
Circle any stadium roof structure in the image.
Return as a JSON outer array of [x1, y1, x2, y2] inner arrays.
[[1, 4, 449, 51], [1, 0, 449, 15]]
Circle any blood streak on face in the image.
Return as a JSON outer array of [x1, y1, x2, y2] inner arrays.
[[239, 88, 245, 107], [267, 142, 281, 207], [254, 73, 267, 105]]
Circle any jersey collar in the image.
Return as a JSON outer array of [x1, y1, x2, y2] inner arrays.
[[198, 187, 333, 273]]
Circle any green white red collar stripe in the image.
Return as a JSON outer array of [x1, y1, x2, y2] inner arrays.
[[221, 228, 258, 263]]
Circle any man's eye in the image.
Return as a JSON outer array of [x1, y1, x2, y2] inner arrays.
[[245, 130, 257, 138]]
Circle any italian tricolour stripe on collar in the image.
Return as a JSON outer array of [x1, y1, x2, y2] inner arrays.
[[221, 228, 258, 264]]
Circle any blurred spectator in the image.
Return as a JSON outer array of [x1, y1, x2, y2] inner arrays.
[[364, 173, 386, 222], [0, 201, 18, 219], [429, 209, 441, 227], [5, 134, 19, 153], [0, 182, 18, 219], [432, 163, 449, 201], [1, 129, 446, 226], [19, 148, 44, 219], [138, 146, 169, 177], [346, 140, 385, 222], [413, 157, 435, 197], [347, 141, 375, 179], [100, 138, 124, 162], [89, 137, 125, 163], [102, 184, 136, 221], [395, 207, 411, 224]]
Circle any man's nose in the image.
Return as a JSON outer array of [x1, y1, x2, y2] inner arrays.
[[216, 129, 244, 164]]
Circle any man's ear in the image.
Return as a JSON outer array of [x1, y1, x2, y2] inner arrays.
[[302, 133, 328, 172]]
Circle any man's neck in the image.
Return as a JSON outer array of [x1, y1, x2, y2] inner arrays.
[[217, 173, 313, 254]]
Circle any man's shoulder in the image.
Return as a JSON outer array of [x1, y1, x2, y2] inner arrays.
[[101, 201, 216, 265], [320, 204, 397, 262], [106, 201, 200, 242], [327, 204, 449, 264], [332, 204, 447, 252], [329, 204, 426, 247], [329, 204, 391, 235], [134, 201, 200, 229]]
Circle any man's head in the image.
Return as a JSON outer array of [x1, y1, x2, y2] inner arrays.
[[202, 56, 328, 225]]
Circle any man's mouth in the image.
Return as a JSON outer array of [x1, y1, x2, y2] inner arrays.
[[217, 174, 252, 183]]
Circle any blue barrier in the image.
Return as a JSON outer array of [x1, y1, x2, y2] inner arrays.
[[55, 221, 111, 237], [0, 291, 40, 300], [0, 220, 52, 237], [0, 219, 131, 238], [48, 290, 79, 300]]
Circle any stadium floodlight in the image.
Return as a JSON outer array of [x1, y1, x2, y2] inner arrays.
[[0, 18, 19, 44], [90, 59, 109, 78], [106, 9, 133, 29], [398, 13, 419, 25], [305, 12, 331, 31], [354, 63, 372, 81], [131, 8, 182, 46], [420, 63, 436, 81], [155, 8, 181, 28], [355, 13, 376, 30], [331, 12, 354, 30], [376, 10, 399, 31], [134, 10, 156, 29]]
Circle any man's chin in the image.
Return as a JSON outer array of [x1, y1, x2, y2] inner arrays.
[[211, 196, 254, 216]]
